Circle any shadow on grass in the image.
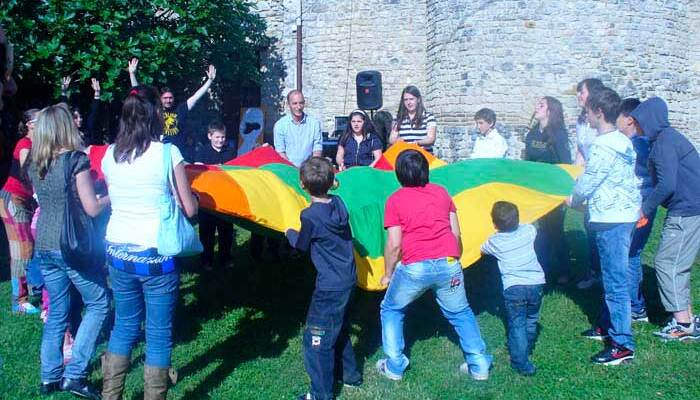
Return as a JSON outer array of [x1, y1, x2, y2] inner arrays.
[[127, 232, 313, 399]]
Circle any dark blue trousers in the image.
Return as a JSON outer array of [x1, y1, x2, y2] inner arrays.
[[303, 287, 360, 400]]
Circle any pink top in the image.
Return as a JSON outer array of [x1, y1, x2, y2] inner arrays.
[[2, 137, 33, 199], [384, 183, 460, 265]]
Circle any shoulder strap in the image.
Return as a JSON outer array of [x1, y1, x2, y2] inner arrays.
[[162, 143, 174, 195], [63, 151, 75, 194]]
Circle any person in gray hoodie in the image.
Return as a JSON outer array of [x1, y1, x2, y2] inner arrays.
[[568, 87, 640, 365], [631, 97, 700, 341]]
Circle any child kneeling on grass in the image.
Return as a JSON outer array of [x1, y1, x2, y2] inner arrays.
[[481, 201, 545, 376], [377, 149, 492, 381], [286, 157, 362, 400]]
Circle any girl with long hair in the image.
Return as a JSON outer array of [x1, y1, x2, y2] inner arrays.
[[335, 109, 383, 170], [101, 88, 198, 400], [389, 85, 437, 153], [524, 96, 572, 284], [575, 78, 605, 166], [0, 108, 40, 314], [28, 104, 110, 398]]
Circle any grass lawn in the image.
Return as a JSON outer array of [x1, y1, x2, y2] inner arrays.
[[1, 211, 700, 399]]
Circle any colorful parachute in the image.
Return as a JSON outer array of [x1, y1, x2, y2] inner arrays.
[[184, 142, 580, 291]]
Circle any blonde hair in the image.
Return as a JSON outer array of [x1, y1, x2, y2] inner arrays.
[[32, 103, 83, 179]]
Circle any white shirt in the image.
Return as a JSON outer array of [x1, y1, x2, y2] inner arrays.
[[576, 121, 598, 162], [481, 224, 546, 290], [471, 129, 508, 159], [102, 142, 184, 248]]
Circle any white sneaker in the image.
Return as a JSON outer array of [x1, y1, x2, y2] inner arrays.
[[459, 362, 489, 381], [376, 359, 403, 381]]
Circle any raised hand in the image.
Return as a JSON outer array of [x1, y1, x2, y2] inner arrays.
[[61, 76, 72, 93], [128, 58, 139, 74], [206, 65, 216, 81], [91, 78, 100, 93]]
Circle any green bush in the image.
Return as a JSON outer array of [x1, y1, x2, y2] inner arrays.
[[0, 0, 269, 101]]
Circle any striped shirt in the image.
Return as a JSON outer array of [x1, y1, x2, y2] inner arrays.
[[396, 111, 437, 152]]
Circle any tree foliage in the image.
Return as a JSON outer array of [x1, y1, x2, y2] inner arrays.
[[0, 0, 270, 101]]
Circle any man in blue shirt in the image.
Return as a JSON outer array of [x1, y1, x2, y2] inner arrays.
[[274, 90, 322, 167]]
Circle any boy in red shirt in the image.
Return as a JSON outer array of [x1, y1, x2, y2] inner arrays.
[[376, 150, 492, 381]]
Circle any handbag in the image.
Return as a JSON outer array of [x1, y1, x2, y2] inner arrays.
[[60, 151, 105, 269], [156, 143, 202, 257]]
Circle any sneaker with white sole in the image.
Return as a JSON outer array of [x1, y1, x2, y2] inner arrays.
[[631, 310, 649, 323], [459, 362, 489, 381], [581, 326, 609, 341], [591, 343, 634, 365], [12, 302, 40, 315], [376, 359, 403, 381], [653, 318, 698, 341]]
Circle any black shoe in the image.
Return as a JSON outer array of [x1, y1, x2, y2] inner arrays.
[[581, 326, 609, 341], [60, 378, 102, 400], [39, 381, 61, 395], [341, 377, 363, 388], [591, 344, 634, 365]]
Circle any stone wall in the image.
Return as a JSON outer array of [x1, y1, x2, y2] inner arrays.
[[254, 0, 428, 136], [255, 0, 699, 160]]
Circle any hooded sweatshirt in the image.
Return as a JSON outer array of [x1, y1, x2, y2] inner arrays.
[[572, 130, 641, 223], [287, 195, 357, 291], [631, 97, 700, 217]]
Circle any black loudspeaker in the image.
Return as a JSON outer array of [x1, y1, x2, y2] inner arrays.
[[356, 71, 382, 110]]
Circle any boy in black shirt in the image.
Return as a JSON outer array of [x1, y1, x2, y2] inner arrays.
[[194, 121, 236, 270], [286, 157, 361, 400]]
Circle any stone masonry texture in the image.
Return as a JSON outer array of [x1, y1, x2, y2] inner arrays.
[[254, 0, 700, 161]]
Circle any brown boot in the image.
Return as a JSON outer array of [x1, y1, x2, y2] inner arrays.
[[143, 365, 176, 400], [101, 352, 131, 400]]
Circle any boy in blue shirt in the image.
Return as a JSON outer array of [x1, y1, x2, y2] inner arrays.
[[616, 98, 656, 323], [286, 157, 361, 400], [481, 201, 545, 376]]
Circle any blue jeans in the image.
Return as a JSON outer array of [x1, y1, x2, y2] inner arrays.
[[380, 258, 491, 376], [503, 284, 543, 372], [628, 208, 656, 314], [593, 223, 635, 350], [107, 266, 179, 368], [303, 288, 360, 400], [38, 250, 110, 382]]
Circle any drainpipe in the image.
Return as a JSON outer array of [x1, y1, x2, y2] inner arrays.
[[296, 0, 303, 91]]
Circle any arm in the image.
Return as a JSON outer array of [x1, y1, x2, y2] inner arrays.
[[173, 161, 198, 217], [389, 122, 400, 144], [18, 149, 30, 168], [312, 119, 322, 157], [553, 129, 572, 164], [286, 215, 314, 252], [335, 144, 345, 170], [369, 149, 383, 167], [417, 125, 437, 146], [273, 121, 288, 159], [641, 141, 678, 217], [128, 58, 139, 87], [575, 150, 586, 167], [381, 226, 402, 287], [571, 145, 613, 206], [86, 78, 101, 145], [60, 76, 71, 102], [449, 211, 462, 255], [76, 170, 109, 217], [186, 65, 216, 111]]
